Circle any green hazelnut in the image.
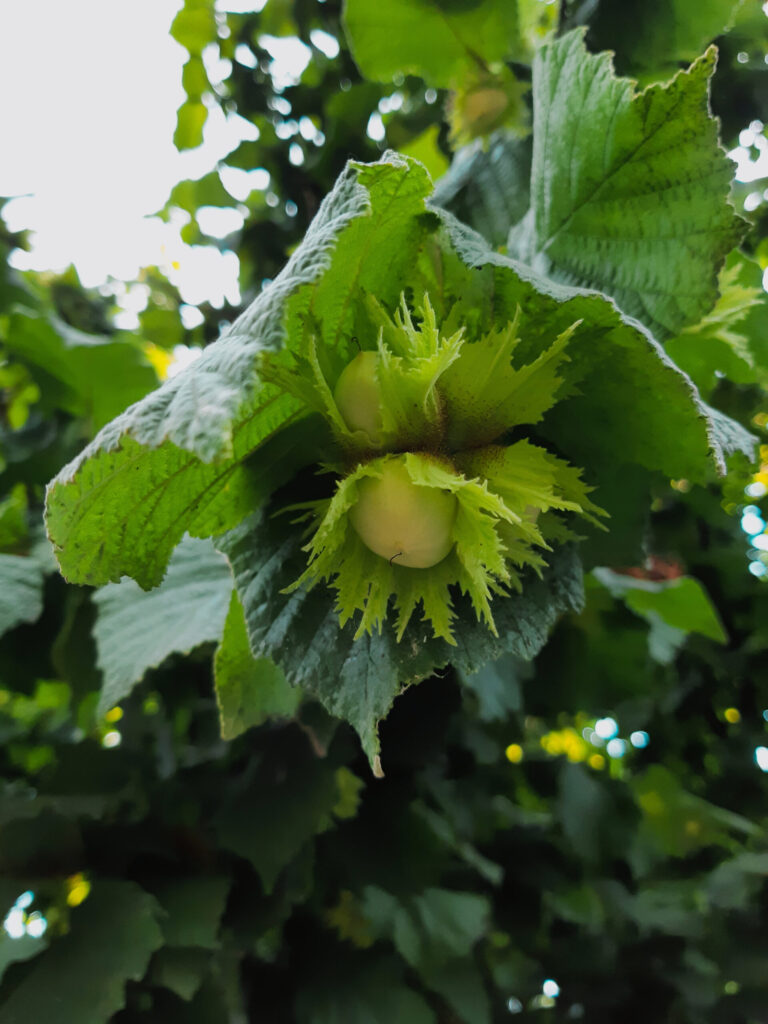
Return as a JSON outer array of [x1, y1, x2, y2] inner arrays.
[[333, 351, 384, 444], [350, 457, 458, 569]]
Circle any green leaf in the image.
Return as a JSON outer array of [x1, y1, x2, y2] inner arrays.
[[295, 953, 436, 1024], [632, 765, 758, 859], [45, 154, 432, 590], [545, 883, 612, 932], [557, 761, 614, 862], [431, 133, 532, 249], [707, 852, 768, 911], [0, 361, 40, 431], [593, 569, 728, 644], [92, 537, 233, 714], [0, 930, 46, 987], [213, 757, 339, 892], [590, 0, 746, 77], [435, 209, 755, 481], [168, 171, 233, 214], [0, 554, 43, 639], [138, 306, 183, 350], [627, 881, 703, 938], [217, 507, 583, 770], [361, 886, 490, 972], [181, 55, 209, 102], [343, 0, 522, 87], [456, 652, 524, 722], [152, 877, 230, 949], [0, 484, 28, 552], [419, 959, 491, 1024], [400, 126, 449, 184], [528, 30, 743, 338], [148, 947, 211, 1002], [214, 591, 301, 740], [646, 618, 688, 666], [171, 3, 216, 56], [0, 882, 163, 1024], [333, 766, 365, 820], [622, 579, 728, 643], [48, 411, 321, 592], [6, 311, 157, 431], [666, 251, 768, 396]]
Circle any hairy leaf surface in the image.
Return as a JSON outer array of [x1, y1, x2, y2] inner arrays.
[[529, 30, 742, 338], [45, 156, 433, 588], [435, 210, 754, 482]]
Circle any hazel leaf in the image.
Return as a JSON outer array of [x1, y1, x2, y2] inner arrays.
[[529, 30, 744, 338]]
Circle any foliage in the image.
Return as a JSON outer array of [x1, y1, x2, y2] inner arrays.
[[1, 0, 768, 1021]]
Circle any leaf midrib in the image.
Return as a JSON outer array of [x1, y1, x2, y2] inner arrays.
[[538, 64, 692, 254]]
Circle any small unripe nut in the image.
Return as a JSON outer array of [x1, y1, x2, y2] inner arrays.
[[333, 351, 383, 444], [350, 458, 458, 569]]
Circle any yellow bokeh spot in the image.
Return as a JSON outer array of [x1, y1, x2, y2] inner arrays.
[[505, 743, 524, 764], [724, 707, 741, 724], [541, 728, 588, 763], [104, 706, 123, 724], [66, 874, 91, 908], [670, 478, 691, 493], [685, 819, 702, 837], [588, 754, 606, 770], [540, 733, 562, 755], [142, 342, 174, 381]]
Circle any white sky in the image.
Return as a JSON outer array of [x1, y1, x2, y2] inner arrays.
[[0, 0, 258, 321]]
